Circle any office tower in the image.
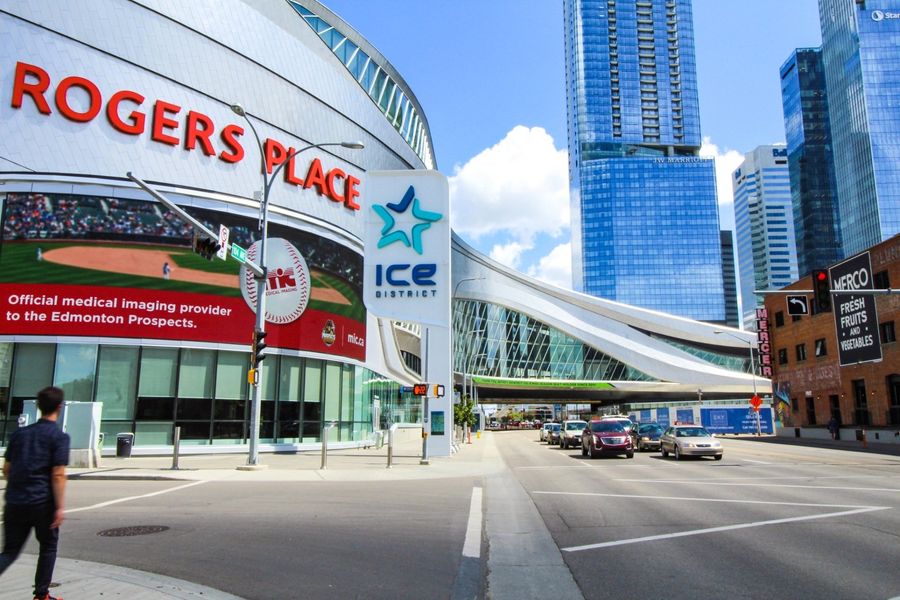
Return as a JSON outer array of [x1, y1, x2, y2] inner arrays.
[[818, 0, 900, 255], [780, 47, 842, 276], [564, 0, 725, 321], [720, 230, 739, 328], [733, 145, 798, 328]]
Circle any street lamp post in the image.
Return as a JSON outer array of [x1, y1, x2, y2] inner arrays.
[[230, 103, 363, 467], [714, 330, 761, 436]]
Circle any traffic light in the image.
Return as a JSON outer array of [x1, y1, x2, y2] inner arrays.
[[192, 234, 221, 260], [812, 269, 831, 312], [250, 328, 268, 370]]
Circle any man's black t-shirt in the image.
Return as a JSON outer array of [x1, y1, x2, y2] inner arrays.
[[4, 419, 70, 506]]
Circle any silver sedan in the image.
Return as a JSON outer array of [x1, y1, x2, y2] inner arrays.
[[659, 425, 723, 460]]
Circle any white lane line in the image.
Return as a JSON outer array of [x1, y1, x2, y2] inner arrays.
[[517, 464, 652, 470], [66, 481, 208, 514], [462, 486, 483, 559], [532, 490, 882, 509], [610, 480, 900, 493], [616, 474, 900, 482], [741, 458, 773, 464], [561, 506, 888, 553]]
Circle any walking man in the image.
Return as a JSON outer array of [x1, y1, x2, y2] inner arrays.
[[0, 386, 70, 600]]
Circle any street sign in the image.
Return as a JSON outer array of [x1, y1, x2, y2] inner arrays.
[[230, 243, 247, 263], [750, 394, 762, 408], [830, 252, 882, 366], [786, 295, 808, 315], [216, 225, 229, 260]]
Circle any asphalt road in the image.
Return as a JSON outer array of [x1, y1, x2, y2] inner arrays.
[[2, 477, 484, 600], [499, 430, 900, 600], [4, 432, 900, 600]]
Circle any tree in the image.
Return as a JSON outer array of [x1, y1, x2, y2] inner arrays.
[[454, 394, 478, 443]]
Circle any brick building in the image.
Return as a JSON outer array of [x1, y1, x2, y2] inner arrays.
[[766, 235, 899, 431]]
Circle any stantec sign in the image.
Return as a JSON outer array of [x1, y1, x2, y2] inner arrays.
[[363, 171, 450, 326], [871, 9, 900, 21], [7, 61, 361, 210]]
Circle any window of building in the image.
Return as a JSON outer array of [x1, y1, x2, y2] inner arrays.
[[54, 344, 98, 403], [806, 397, 816, 425], [881, 321, 896, 344], [874, 270, 890, 290], [775, 311, 785, 327], [778, 348, 788, 365], [95, 346, 139, 420], [814, 338, 827, 357], [791, 397, 799, 411], [795, 343, 807, 362], [853, 379, 869, 426], [888, 375, 900, 426]]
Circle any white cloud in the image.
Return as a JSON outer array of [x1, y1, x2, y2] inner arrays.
[[449, 126, 570, 244], [700, 136, 745, 231], [527, 242, 572, 290], [489, 240, 531, 269]]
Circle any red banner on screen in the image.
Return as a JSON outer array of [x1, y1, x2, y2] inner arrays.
[[0, 283, 365, 361]]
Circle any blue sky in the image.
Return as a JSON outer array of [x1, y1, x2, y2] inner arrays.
[[324, 0, 822, 287]]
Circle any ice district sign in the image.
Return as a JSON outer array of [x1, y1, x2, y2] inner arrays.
[[363, 171, 451, 327]]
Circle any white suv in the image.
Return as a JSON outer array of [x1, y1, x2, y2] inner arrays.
[[559, 420, 587, 449]]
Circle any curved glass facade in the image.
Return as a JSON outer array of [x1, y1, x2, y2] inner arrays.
[[452, 300, 656, 382], [289, 1, 435, 169]]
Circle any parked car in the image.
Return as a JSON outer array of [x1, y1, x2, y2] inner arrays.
[[540, 422, 554, 441], [581, 420, 634, 458], [634, 423, 664, 451], [546, 423, 562, 444], [559, 420, 588, 449], [659, 425, 723, 460]]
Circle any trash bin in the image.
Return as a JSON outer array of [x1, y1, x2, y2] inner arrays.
[[116, 432, 134, 458], [855, 428, 865, 442]]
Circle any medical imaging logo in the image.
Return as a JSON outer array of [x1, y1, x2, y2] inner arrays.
[[241, 238, 310, 324], [321, 319, 336, 346]]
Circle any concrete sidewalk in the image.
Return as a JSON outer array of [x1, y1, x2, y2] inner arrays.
[[0, 555, 244, 599], [68, 432, 505, 482]]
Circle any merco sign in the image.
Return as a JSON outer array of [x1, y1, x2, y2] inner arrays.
[[8, 61, 361, 210]]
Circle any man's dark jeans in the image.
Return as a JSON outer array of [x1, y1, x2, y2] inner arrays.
[[0, 502, 59, 597]]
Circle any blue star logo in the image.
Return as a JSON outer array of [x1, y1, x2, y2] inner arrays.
[[372, 185, 442, 255]]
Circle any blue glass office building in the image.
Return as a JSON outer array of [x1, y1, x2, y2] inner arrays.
[[564, 0, 724, 321], [780, 48, 842, 276], [818, 0, 900, 256]]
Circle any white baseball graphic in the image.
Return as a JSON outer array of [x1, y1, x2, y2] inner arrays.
[[240, 238, 311, 324]]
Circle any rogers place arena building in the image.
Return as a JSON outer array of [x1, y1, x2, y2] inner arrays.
[[0, 1, 763, 453]]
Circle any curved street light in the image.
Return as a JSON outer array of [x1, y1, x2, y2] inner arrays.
[[231, 103, 364, 467]]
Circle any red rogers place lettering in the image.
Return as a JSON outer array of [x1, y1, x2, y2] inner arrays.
[[9, 61, 361, 211]]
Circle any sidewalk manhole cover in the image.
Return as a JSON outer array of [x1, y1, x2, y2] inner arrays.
[[98, 525, 170, 537]]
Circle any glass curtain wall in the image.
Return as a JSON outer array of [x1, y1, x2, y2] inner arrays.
[[452, 299, 656, 382], [0, 342, 398, 447]]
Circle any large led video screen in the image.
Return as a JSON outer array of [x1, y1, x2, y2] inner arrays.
[[0, 192, 366, 360]]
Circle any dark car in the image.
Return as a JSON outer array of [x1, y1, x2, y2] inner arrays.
[[634, 423, 664, 451], [581, 420, 634, 458], [546, 423, 562, 444]]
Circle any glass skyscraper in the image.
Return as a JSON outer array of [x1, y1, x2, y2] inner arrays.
[[780, 47, 842, 277], [732, 146, 797, 328], [564, 0, 725, 321], [818, 0, 900, 255]]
